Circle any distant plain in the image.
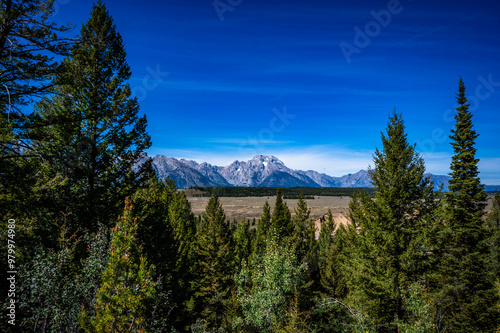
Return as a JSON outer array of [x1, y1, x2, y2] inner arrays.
[[185, 193, 496, 222]]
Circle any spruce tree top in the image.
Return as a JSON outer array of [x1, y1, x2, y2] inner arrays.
[[63, 0, 132, 106], [369, 111, 433, 222], [446, 78, 486, 216]]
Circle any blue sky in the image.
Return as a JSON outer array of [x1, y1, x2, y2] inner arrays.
[[55, 0, 500, 184]]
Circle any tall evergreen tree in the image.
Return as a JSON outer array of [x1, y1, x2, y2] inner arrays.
[[271, 188, 292, 240], [31, 1, 154, 232], [252, 200, 272, 259], [290, 193, 317, 307], [488, 192, 500, 280], [132, 177, 195, 330], [0, 0, 74, 252], [191, 191, 234, 329], [292, 192, 312, 261], [234, 218, 253, 267], [80, 198, 156, 332], [318, 209, 339, 297], [446, 78, 487, 216], [435, 78, 498, 332], [344, 112, 438, 330], [0, 0, 73, 109]]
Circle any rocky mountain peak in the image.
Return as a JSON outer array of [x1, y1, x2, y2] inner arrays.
[[149, 154, 451, 190]]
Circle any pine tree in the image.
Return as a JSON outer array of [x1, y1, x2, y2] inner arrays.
[[0, 0, 73, 257], [446, 78, 487, 217], [318, 209, 339, 297], [0, 0, 73, 108], [488, 192, 500, 280], [289, 193, 317, 308], [191, 191, 234, 329], [31, 0, 154, 232], [435, 78, 498, 331], [252, 200, 272, 259], [80, 198, 156, 332], [292, 192, 312, 261], [271, 188, 292, 240], [132, 177, 195, 330], [234, 218, 253, 266], [344, 112, 438, 330]]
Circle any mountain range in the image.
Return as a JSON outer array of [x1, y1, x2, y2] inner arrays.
[[149, 154, 455, 190]]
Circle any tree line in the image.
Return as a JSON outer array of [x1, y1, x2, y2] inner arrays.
[[1, 1, 500, 332], [190, 186, 376, 198]]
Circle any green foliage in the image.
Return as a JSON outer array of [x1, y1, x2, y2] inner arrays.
[[132, 177, 195, 331], [290, 193, 318, 309], [318, 209, 341, 298], [234, 218, 253, 266], [274, 287, 310, 333], [291, 192, 313, 261], [433, 79, 498, 332], [80, 198, 156, 332], [17, 235, 81, 332], [397, 283, 436, 333], [0, 0, 71, 248], [446, 78, 487, 215], [270, 188, 293, 239], [252, 200, 272, 260], [343, 112, 439, 330], [15, 223, 110, 332], [31, 0, 154, 232], [191, 191, 234, 330], [488, 192, 500, 280], [0, 0, 72, 108], [234, 238, 307, 333], [310, 297, 376, 333]]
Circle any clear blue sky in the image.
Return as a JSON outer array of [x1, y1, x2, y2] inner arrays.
[[55, 0, 500, 184]]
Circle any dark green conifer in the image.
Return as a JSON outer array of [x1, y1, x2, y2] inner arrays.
[[488, 192, 500, 280], [292, 192, 312, 261], [234, 218, 253, 266], [344, 112, 438, 329], [435, 78, 498, 331], [80, 198, 156, 332], [132, 178, 195, 330], [318, 209, 339, 297], [253, 200, 271, 255], [271, 188, 292, 239], [191, 191, 234, 329], [32, 0, 154, 232]]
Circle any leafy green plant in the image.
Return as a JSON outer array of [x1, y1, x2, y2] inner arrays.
[[397, 283, 436, 333], [235, 238, 307, 333]]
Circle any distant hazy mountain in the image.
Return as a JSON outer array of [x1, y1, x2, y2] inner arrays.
[[296, 169, 372, 187], [152, 155, 220, 188], [485, 185, 500, 192], [425, 174, 450, 190], [150, 154, 463, 190]]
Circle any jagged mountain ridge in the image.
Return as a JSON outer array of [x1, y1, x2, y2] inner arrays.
[[219, 155, 319, 187], [151, 154, 452, 190]]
